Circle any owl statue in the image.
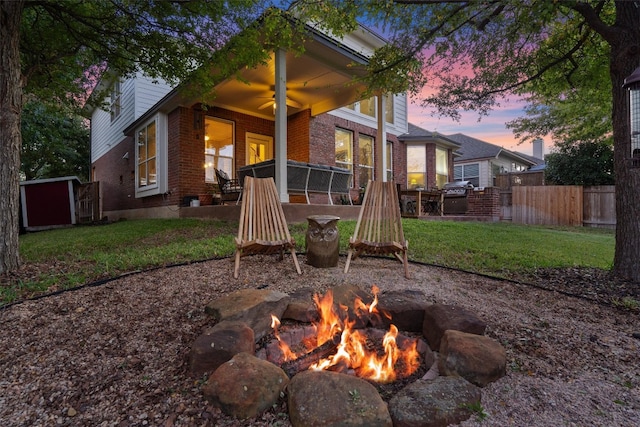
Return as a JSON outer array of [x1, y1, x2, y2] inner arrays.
[[305, 215, 340, 268]]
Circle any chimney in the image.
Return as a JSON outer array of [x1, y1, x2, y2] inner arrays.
[[533, 138, 544, 159]]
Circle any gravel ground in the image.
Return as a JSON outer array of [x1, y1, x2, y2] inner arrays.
[[1, 255, 639, 426]]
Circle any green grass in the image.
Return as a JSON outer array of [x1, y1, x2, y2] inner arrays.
[[0, 218, 614, 306]]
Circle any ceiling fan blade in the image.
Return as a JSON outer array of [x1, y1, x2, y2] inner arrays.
[[258, 100, 274, 110], [285, 97, 302, 109]]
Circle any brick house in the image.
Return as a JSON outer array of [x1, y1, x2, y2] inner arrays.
[[87, 20, 457, 220]]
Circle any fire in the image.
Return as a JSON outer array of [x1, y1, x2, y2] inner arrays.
[[270, 315, 296, 362], [270, 286, 421, 383]]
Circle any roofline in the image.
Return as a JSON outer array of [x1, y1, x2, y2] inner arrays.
[[496, 148, 537, 165], [123, 15, 377, 135]]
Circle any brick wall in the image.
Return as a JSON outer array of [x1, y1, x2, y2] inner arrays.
[[466, 187, 501, 217], [309, 114, 407, 186], [94, 104, 408, 213]]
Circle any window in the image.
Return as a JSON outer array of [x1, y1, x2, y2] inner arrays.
[[358, 97, 376, 117], [246, 132, 273, 165], [135, 114, 167, 197], [358, 135, 374, 188], [454, 163, 480, 187], [335, 128, 353, 186], [407, 145, 426, 189], [110, 80, 121, 122], [204, 117, 234, 183], [385, 93, 394, 124], [386, 141, 393, 181], [435, 148, 449, 188], [511, 162, 526, 172], [137, 120, 157, 188]]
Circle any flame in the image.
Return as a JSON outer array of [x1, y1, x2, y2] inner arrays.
[[305, 286, 421, 383], [270, 315, 296, 362]]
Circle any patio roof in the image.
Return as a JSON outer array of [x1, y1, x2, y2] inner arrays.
[[125, 22, 385, 133]]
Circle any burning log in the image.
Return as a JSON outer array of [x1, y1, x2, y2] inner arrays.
[[281, 333, 341, 377]]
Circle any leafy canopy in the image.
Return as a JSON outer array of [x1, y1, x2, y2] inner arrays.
[[545, 141, 614, 186], [20, 99, 90, 181]]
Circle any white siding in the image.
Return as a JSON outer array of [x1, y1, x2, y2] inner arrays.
[[133, 71, 173, 118], [328, 93, 408, 136], [479, 161, 492, 187], [91, 73, 173, 163]]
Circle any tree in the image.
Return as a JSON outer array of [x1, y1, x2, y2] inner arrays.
[[366, 0, 638, 281], [21, 99, 90, 181], [545, 141, 615, 186], [2, 1, 639, 282], [0, 0, 279, 274]]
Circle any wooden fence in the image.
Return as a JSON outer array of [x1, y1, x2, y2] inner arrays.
[[509, 185, 615, 227], [583, 185, 615, 228], [75, 182, 100, 224]]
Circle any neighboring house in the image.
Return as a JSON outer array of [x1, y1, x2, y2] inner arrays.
[[446, 133, 542, 188], [87, 19, 412, 220], [398, 124, 461, 190]]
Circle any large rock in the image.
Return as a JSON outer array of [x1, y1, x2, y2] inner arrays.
[[288, 370, 392, 427], [189, 320, 255, 377], [438, 330, 506, 387], [282, 287, 319, 323], [373, 289, 427, 332], [422, 304, 486, 351], [388, 376, 481, 427], [205, 289, 290, 340], [202, 352, 289, 419]]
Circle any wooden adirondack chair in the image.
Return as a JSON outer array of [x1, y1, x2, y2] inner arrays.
[[344, 180, 410, 278], [234, 176, 302, 278]]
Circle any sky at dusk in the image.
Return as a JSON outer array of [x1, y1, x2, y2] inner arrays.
[[406, 95, 550, 158]]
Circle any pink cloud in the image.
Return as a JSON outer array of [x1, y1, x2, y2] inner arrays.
[[406, 95, 550, 156]]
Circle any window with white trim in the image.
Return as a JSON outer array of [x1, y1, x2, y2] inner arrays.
[[137, 120, 156, 188], [384, 93, 394, 124], [435, 148, 448, 188], [454, 163, 479, 187], [345, 95, 396, 124], [386, 141, 393, 181], [204, 117, 235, 183], [335, 128, 353, 187], [135, 114, 167, 197], [358, 135, 374, 188], [407, 145, 426, 189]]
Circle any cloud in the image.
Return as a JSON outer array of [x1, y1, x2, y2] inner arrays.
[[406, 96, 549, 156]]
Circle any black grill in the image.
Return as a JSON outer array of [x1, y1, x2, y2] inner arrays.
[[442, 181, 474, 214]]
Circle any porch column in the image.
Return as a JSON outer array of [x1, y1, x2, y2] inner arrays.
[[274, 48, 289, 202], [376, 93, 387, 182]]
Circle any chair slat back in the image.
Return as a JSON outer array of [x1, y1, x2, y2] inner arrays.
[[238, 176, 292, 243], [354, 180, 404, 245]]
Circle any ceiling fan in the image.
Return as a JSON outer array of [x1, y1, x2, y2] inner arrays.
[[257, 93, 302, 110]]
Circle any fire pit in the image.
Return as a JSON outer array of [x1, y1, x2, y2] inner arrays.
[[260, 286, 425, 383], [195, 284, 507, 426]]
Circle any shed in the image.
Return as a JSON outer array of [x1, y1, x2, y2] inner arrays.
[[20, 176, 82, 231]]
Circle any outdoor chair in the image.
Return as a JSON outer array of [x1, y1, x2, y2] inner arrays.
[[344, 180, 410, 278], [233, 176, 302, 278], [214, 168, 243, 205]]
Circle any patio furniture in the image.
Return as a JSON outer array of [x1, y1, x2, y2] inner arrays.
[[399, 189, 443, 217], [214, 168, 243, 205], [233, 176, 302, 279], [237, 159, 352, 204], [344, 180, 410, 278]]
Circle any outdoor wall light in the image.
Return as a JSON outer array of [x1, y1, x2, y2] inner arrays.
[[623, 66, 640, 167]]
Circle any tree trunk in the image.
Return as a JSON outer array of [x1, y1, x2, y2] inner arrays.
[[611, 2, 640, 282], [0, 0, 24, 274]]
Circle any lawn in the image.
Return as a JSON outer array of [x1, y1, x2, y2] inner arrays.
[[0, 218, 614, 306]]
